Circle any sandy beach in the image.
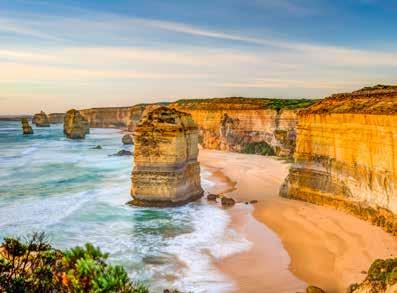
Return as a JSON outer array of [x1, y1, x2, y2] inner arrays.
[[199, 149, 397, 293]]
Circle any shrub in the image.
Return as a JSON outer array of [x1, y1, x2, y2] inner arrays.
[[242, 141, 275, 156], [0, 232, 148, 293]]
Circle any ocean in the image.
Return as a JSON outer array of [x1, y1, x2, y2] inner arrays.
[[0, 121, 250, 292]]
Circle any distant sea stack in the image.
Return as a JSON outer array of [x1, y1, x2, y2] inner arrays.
[[32, 111, 50, 127], [130, 107, 203, 207], [281, 85, 397, 234], [64, 109, 90, 139], [122, 134, 133, 145], [21, 118, 33, 135], [48, 113, 65, 124]]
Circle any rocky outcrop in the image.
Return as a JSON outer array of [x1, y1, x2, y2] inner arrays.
[[170, 98, 313, 157], [48, 113, 65, 124], [122, 134, 133, 145], [63, 109, 90, 139], [281, 85, 397, 234], [348, 258, 397, 293], [130, 107, 203, 207], [21, 118, 33, 135], [32, 111, 50, 127]]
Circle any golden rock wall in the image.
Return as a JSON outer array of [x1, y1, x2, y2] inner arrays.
[[131, 107, 203, 207]]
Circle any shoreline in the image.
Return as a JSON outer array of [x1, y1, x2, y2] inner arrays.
[[199, 149, 397, 293]]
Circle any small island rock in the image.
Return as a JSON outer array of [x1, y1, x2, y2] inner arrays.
[[122, 134, 133, 145], [221, 197, 236, 206]]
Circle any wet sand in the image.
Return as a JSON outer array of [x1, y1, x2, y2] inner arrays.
[[199, 149, 397, 293]]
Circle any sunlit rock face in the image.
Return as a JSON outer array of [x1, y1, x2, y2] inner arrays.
[[281, 85, 397, 234], [64, 109, 90, 139], [21, 118, 33, 135], [32, 111, 50, 127], [131, 107, 203, 207], [170, 98, 306, 157], [48, 113, 65, 124]]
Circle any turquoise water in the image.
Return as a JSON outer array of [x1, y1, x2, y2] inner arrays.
[[0, 121, 250, 292]]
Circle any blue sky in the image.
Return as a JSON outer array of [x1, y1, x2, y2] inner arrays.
[[1, 0, 397, 114]]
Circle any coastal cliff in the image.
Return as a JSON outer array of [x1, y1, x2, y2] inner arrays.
[[170, 98, 313, 157], [131, 107, 203, 207], [78, 98, 314, 157], [48, 113, 65, 124], [281, 85, 397, 234]]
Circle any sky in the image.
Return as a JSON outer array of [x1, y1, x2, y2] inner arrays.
[[1, 0, 397, 114]]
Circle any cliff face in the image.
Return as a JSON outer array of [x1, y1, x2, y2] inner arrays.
[[64, 109, 90, 139], [80, 106, 144, 129], [282, 86, 397, 234], [170, 98, 311, 156], [78, 98, 314, 156], [48, 113, 65, 124], [131, 107, 203, 207]]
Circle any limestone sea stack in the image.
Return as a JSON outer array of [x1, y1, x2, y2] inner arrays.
[[130, 107, 204, 207], [32, 111, 50, 127], [64, 109, 90, 139], [122, 134, 133, 145], [21, 118, 33, 135]]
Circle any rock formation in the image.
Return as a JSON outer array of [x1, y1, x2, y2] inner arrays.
[[130, 107, 203, 207], [64, 109, 90, 139], [170, 98, 313, 157], [78, 98, 314, 158], [122, 134, 133, 145], [48, 113, 65, 124], [32, 111, 50, 127], [21, 118, 33, 135], [281, 85, 397, 234]]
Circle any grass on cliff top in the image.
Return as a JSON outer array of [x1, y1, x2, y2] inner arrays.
[[174, 97, 317, 110]]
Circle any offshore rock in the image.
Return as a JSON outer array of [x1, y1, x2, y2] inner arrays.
[[282, 85, 397, 234], [48, 113, 65, 124], [21, 118, 33, 135], [130, 107, 203, 207], [64, 109, 90, 139], [32, 111, 50, 127], [122, 134, 133, 145], [112, 150, 132, 156]]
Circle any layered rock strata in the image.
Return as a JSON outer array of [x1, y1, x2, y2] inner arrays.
[[21, 118, 33, 135], [170, 98, 313, 157], [130, 107, 203, 207], [32, 111, 50, 127], [281, 85, 397, 234], [64, 109, 90, 139], [48, 113, 65, 124]]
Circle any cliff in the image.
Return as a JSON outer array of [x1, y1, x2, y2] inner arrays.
[[170, 98, 314, 157], [78, 98, 314, 156], [130, 107, 203, 207], [32, 111, 50, 127], [79, 104, 167, 130], [48, 113, 65, 124], [64, 109, 90, 139], [281, 85, 397, 234]]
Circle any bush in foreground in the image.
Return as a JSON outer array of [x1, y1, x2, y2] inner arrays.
[[0, 232, 148, 292]]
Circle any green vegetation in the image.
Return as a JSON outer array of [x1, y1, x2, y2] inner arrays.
[[368, 258, 397, 286], [174, 97, 317, 110], [0, 232, 148, 292], [242, 141, 275, 156]]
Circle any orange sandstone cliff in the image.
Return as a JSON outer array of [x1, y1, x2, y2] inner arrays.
[[281, 85, 397, 234], [170, 98, 314, 157]]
